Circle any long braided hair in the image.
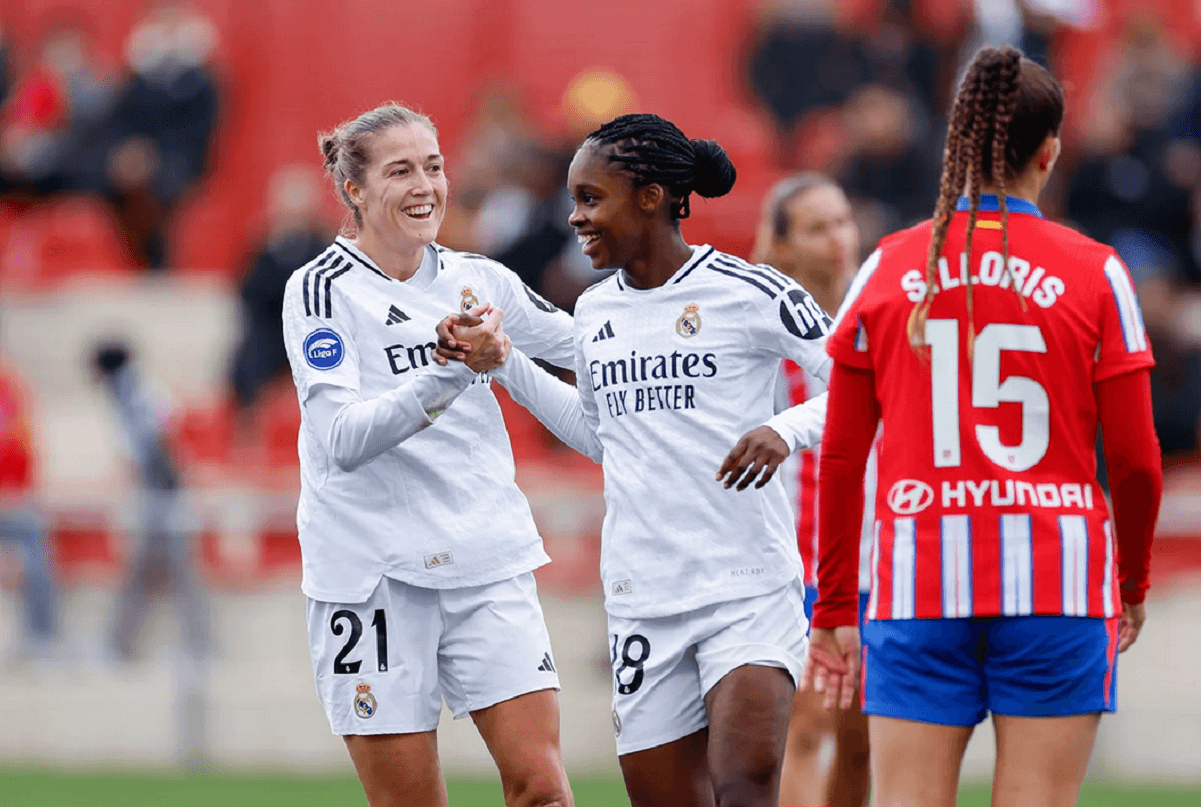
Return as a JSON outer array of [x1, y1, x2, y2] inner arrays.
[[584, 113, 737, 219], [908, 46, 1064, 356]]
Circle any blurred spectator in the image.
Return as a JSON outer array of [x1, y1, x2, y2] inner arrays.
[[0, 31, 71, 196], [92, 340, 208, 664], [747, 0, 871, 156], [103, 2, 220, 270], [0, 27, 11, 106], [450, 73, 631, 312], [0, 23, 116, 197], [1137, 271, 1201, 459], [1067, 22, 1199, 283], [471, 138, 592, 310], [0, 360, 58, 660], [438, 83, 536, 252], [228, 165, 331, 410], [837, 83, 939, 238], [747, 0, 969, 168]]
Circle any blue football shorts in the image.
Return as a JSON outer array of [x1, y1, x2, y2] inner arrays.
[[860, 615, 1120, 725]]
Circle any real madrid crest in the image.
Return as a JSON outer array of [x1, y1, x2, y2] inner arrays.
[[675, 303, 701, 338], [460, 286, 480, 313], [354, 683, 378, 719]]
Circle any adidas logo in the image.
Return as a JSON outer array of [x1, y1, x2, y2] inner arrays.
[[536, 652, 556, 673], [591, 320, 615, 342], [386, 305, 410, 325]]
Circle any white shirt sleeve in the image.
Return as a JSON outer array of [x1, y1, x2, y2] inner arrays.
[[492, 349, 603, 462], [742, 269, 834, 450], [306, 362, 478, 472], [282, 267, 478, 472], [484, 259, 576, 368], [763, 391, 827, 452]]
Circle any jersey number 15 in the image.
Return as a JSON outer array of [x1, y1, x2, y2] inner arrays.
[[927, 320, 1049, 472]]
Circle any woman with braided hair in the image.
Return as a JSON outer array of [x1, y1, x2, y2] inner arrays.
[[441, 112, 832, 806], [802, 46, 1163, 807]]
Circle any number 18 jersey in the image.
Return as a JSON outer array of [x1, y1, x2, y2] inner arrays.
[[828, 197, 1154, 620]]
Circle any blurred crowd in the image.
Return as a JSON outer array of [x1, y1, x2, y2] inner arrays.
[[2, 0, 1201, 660], [0, 1, 219, 270]]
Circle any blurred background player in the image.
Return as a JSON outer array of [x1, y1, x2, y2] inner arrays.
[[91, 339, 209, 666], [806, 45, 1163, 807], [227, 163, 331, 413], [752, 174, 870, 807], [91, 338, 209, 766], [0, 353, 58, 662], [285, 102, 578, 807]]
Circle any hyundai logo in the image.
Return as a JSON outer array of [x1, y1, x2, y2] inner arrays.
[[887, 480, 934, 515]]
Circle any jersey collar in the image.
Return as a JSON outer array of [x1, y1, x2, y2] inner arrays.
[[955, 194, 1043, 218], [334, 236, 441, 286], [615, 244, 715, 291]]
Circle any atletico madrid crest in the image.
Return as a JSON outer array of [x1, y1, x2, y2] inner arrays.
[[354, 683, 378, 719], [460, 286, 480, 313], [675, 304, 701, 337]]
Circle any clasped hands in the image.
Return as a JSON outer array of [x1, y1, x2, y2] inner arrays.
[[434, 305, 789, 492], [433, 303, 510, 373]]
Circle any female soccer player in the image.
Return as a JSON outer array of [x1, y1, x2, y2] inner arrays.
[[445, 113, 832, 807], [753, 174, 870, 807], [805, 46, 1163, 807], [281, 103, 577, 807]]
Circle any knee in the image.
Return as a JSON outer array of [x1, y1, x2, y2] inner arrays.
[[712, 756, 781, 807], [787, 724, 825, 758], [504, 770, 571, 807]]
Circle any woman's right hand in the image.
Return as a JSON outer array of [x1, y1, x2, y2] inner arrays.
[[434, 303, 492, 365], [799, 625, 861, 710], [451, 307, 511, 373]]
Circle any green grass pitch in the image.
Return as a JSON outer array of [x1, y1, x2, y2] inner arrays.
[[0, 770, 1198, 806]]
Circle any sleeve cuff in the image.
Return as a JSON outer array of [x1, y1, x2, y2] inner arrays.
[[811, 597, 859, 630]]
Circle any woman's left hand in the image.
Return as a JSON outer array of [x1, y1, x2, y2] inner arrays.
[[715, 425, 790, 491]]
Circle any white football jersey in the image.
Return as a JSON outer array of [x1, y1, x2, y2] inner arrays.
[[572, 245, 833, 618], [282, 237, 574, 602]]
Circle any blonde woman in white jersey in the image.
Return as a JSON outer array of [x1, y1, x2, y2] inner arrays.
[[442, 114, 830, 807], [281, 103, 576, 807]]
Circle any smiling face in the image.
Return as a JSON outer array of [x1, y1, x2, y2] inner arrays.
[[567, 143, 652, 270], [346, 123, 446, 252]]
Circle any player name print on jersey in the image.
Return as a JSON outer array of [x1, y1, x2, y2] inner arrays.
[[901, 250, 1065, 309]]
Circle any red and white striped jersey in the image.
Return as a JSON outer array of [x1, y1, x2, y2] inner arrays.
[[781, 359, 876, 591], [827, 196, 1154, 620]]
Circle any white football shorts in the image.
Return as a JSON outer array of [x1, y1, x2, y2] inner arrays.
[[607, 576, 808, 755], [307, 571, 560, 735]]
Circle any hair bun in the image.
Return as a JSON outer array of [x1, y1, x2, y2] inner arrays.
[[690, 139, 736, 198], [319, 134, 340, 172]]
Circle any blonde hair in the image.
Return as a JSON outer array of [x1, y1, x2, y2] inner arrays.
[[318, 102, 437, 229]]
